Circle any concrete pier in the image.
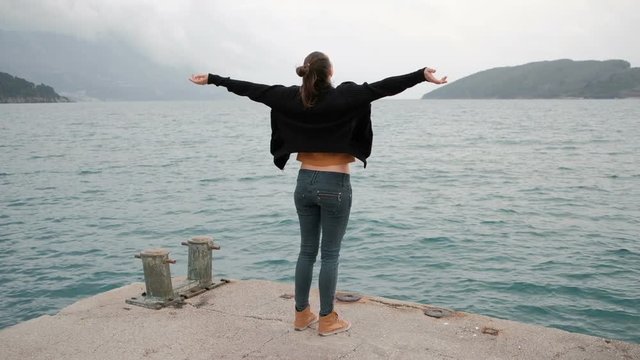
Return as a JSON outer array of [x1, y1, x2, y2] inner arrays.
[[0, 279, 638, 359]]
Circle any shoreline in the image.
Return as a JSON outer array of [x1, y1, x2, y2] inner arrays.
[[1, 279, 638, 359]]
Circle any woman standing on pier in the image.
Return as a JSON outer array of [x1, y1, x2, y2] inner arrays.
[[190, 51, 447, 336]]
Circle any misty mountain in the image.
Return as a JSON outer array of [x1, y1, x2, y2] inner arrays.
[[422, 59, 640, 99], [0, 30, 225, 101], [0, 71, 69, 103]]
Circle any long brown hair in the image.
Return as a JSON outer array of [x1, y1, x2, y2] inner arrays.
[[295, 51, 332, 108]]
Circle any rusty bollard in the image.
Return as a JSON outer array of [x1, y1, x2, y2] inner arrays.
[[181, 236, 220, 288], [126, 248, 180, 309], [126, 237, 228, 308]]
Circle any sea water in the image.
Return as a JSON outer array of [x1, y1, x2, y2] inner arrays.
[[1, 99, 638, 343]]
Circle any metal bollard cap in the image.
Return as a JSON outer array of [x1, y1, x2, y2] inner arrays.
[[189, 236, 214, 245], [140, 248, 170, 257]]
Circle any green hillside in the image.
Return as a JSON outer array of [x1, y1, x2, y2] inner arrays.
[[0, 72, 69, 103], [422, 59, 640, 99]]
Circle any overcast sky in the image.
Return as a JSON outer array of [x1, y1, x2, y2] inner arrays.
[[2, 0, 639, 98]]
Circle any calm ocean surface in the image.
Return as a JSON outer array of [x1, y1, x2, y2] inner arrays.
[[1, 99, 639, 343]]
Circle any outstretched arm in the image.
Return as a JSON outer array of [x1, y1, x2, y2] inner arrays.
[[189, 73, 286, 107], [350, 67, 448, 103]]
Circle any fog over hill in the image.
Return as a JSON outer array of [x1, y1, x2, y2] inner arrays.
[[423, 59, 640, 99], [0, 30, 226, 101]]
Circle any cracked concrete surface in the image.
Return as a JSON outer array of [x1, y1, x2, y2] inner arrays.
[[0, 279, 638, 360]]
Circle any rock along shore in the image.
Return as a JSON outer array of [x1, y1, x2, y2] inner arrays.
[[0, 279, 637, 360]]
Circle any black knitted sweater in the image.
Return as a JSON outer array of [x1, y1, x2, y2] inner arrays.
[[207, 69, 426, 169]]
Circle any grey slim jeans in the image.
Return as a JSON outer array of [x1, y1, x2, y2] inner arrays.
[[294, 169, 352, 316]]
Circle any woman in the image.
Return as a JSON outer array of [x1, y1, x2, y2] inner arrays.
[[190, 51, 447, 336]]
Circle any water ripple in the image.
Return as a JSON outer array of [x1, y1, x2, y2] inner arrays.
[[0, 100, 638, 344]]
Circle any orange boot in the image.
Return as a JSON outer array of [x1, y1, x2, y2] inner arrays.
[[294, 306, 318, 331], [318, 311, 351, 336]]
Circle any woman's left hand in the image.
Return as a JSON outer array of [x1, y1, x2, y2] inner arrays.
[[423, 68, 448, 84], [189, 74, 208, 85]]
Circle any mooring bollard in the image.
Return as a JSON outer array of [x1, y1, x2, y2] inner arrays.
[[126, 248, 180, 309], [126, 237, 228, 309], [181, 235, 220, 288]]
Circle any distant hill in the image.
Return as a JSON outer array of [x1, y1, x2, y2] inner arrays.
[[0, 30, 224, 101], [0, 72, 69, 103], [422, 59, 640, 99]]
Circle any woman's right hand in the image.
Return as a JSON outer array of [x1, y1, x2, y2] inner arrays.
[[424, 68, 448, 84], [189, 74, 208, 85]]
